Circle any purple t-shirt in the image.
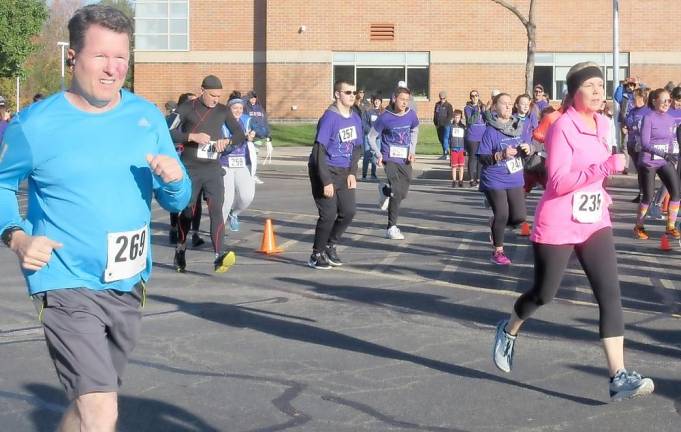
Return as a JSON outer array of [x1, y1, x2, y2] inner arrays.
[[0, 120, 8, 143], [314, 109, 364, 168], [374, 109, 419, 165], [464, 104, 486, 142], [639, 111, 676, 168], [477, 125, 524, 191], [667, 108, 681, 153], [534, 99, 549, 113], [625, 106, 651, 147]]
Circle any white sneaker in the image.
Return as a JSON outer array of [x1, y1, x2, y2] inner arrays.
[[253, 176, 264, 185], [377, 183, 390, 211], [386, 225, 405, 240]]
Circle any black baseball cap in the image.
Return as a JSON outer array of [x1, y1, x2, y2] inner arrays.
[[201, 75, 223, 90]]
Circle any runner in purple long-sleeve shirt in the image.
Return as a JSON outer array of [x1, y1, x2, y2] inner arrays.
[[633, 88, 681, 240]]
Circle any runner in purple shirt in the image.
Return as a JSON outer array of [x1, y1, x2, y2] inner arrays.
[[307, 79, 363, 269], [368, 86, 419, 240], [633, 88, 680, 240], [624, 88, 651, 203], [477, 93, 532, 266]]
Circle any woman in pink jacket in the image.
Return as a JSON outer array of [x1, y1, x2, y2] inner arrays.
[[492, 62, 654, 402]]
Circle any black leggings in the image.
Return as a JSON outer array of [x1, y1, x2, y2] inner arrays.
[[170, 192, 203, 230], [484, 187, 526, 247], [179, 167, 225, 254], [309, 168, 356, 253], [464, 139, 480, 181], [639, 163, 680, 204], [514, 227, 624, 338]]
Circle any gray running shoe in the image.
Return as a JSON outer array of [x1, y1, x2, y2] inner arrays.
[[493, 319, 516, 373], [609, 369, 654, 402], [308, 252, 332, 270]]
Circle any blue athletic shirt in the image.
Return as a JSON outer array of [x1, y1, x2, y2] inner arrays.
[[0, 90, 192, 295]]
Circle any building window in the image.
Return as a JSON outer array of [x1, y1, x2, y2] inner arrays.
[[134, 0, 189, 51], [533, 52, 629, 99], [333, 52, 430, 100]]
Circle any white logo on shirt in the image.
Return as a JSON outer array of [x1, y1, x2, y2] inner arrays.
[[138, 117, 151, 128]]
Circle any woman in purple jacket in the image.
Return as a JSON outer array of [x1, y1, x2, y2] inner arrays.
[[633, 88, 680, 240]]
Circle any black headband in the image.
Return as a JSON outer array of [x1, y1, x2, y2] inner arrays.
[[567, 66, 603, 97]]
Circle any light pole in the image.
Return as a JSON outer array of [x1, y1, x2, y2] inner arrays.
[[613, 0, 621, 151], [57, 41, 69, 91]]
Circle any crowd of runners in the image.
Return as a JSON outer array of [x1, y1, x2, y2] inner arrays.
[[0, 4, 673, 430]]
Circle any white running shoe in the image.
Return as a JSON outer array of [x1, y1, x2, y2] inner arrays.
[[253, 176, 264, 185], [377, 183, 390, 211], [609, 369, 654, 402], [385, 225, 405, 240]]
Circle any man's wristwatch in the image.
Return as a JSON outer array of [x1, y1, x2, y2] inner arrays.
[[1, 227, 24, 248]]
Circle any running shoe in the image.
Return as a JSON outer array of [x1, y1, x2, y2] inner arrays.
[[491, 250, 511, 265], [386, 225, 405, 240], [370, 175, 379, 181], [458, 181, 464, 188], [377, 183, 390, 211], [173, 249, 186, 273], [665, 226, 681, 239], [308, 252, 331, 269], [325, 245, 343, 267], [469, 180, 475, 188], [609, 369, 654, 402], [437, 154, 447, 160], [214, 251, 236, 273], [253, 176, 264, 185], [630, 194, 641, 203], [492, 319, 516, 373], [361, 176, 367, 181], [228, 213, 240, 232], [169, 228, 178, 245], [451, 181, 457, 188], [191, 233, 205, 247], [633, 225, 649, 240]]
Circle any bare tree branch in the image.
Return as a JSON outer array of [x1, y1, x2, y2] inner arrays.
[[489, 0, 529, 27]]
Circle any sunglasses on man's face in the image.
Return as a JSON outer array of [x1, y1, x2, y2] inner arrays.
[[340, 90, 358, 95]]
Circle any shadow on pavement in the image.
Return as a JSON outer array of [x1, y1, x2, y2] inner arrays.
[[150, 294, 605, 406], [0, 383, 219, 432]]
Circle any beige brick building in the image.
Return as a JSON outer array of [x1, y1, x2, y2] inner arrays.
[[134, 0, 680, 120]]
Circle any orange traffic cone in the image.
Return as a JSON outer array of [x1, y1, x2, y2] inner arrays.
[[258, 218, 283, 254], [519, 222, 531, 236], [660, 234, 672, 252]]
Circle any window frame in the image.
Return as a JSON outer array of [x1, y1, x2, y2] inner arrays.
[[134, 0, 190, 52], [332, 51, 431, 101], [534, 52, 629, 100]]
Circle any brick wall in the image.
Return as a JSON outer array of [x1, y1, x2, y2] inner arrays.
[[135, 0, 681, 119]]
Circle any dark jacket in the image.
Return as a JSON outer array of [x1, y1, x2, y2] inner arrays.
[[433, 101, 453, 127]]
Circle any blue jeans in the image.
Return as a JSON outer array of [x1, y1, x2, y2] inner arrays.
[[437, 125, 451, 154], [362, 136, 377, 178]]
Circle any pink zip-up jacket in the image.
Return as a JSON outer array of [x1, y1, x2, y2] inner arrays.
[[531, 106, 625, 245]]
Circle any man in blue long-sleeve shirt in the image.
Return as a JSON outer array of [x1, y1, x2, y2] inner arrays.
[[0, 5, 191, 431]]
